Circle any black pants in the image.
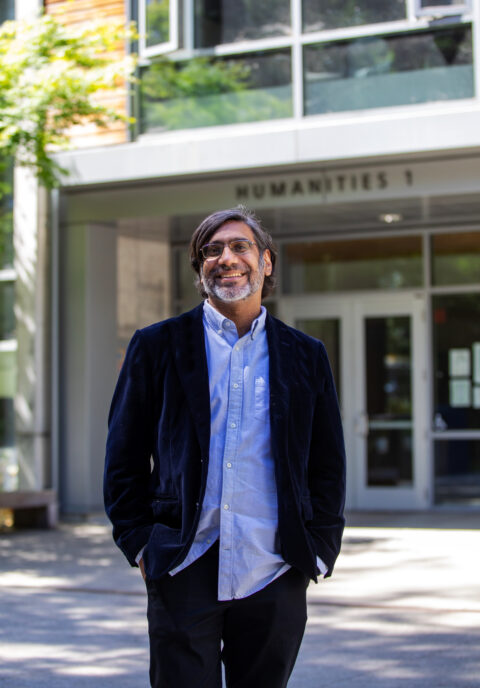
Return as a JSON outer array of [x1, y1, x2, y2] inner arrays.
[[145, 543, 309, 688]]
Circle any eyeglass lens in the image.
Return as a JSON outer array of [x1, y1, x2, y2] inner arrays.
[[202, 240, 253, 259]]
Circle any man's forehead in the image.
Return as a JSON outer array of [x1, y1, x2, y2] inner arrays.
[[209, 221, 254, 243]]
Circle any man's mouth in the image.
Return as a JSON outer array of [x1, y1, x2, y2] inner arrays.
[[216, 272, 245, 281]]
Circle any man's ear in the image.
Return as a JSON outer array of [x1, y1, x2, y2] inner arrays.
[[263, 249, 273, 276]]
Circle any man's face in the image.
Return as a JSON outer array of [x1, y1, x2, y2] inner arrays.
[[200, 221, 272, 305]]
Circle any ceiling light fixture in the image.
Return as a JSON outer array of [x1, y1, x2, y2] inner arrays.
[[379, 213, 403, 224]]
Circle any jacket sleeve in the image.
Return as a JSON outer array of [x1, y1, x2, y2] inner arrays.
[[307, 342, 346, 576], [104, 330, 156, 566]]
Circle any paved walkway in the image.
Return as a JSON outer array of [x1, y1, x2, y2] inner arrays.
[[1, 512, 479, 687]]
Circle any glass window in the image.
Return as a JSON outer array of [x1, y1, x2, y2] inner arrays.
[[0, 399, 16, 491], [140, 50, 292, 132], [432, 231, 480, 286], [295, 318, 341, 401], [365, 316, 413, 487], [0, 396, 14, 448], [194, 0, 291, 47], [145, 0, 171, 48], [368, 428, 413, 485], [304, 26, 473, 116], [0, 282, 15, 340], [303, 0, 406, 33], [0, 162, 14, 270], [432, 294, 480, 430], [366, 316, 412, 420], [434, 439, 480, 505], [0, 0, 14, 23], [417, 0, 470, 15], [420, 0, 465, 5], [282, 235, 423, 294]]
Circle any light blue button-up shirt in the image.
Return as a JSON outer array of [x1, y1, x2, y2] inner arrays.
[[170, 300, 290, 600]]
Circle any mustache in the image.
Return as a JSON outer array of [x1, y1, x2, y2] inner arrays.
[[207, 254, 264, 279], [210, 267, 248, 277]]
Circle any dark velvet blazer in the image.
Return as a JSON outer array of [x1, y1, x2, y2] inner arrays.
[[104, 303, 346, 582]]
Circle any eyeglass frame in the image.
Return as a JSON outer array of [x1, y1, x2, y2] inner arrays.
[[199, 238, 258, 262]]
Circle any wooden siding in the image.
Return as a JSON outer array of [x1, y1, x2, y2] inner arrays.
[[44, 0, 129, 147]]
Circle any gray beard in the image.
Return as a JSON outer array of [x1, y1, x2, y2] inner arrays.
[[202, 256, 264, 303]]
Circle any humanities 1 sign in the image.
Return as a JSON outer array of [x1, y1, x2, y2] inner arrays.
[[234, 169, 414, 203]]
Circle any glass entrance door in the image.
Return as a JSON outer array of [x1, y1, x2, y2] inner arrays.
[[280, 293, 428, 509]]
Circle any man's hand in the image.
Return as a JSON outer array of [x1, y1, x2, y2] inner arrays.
[[139, 557, 146, 581]]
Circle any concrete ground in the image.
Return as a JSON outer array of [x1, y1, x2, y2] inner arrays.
[[1, 511, 479, 687]]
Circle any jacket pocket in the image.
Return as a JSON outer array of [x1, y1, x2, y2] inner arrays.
[[150, 496, 181, 530], [301, 494, 313, 523]]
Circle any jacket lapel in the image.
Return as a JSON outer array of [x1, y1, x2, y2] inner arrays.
[[170, 303, 211, 458], [266, 314, 293, 443]]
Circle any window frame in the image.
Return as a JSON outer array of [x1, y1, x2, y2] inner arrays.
[[139, 0, 179, 58], [135, 0, 476, 136], [414, 0, 471, 18]]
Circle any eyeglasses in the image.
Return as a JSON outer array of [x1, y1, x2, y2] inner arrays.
[[200, 239, 257, 261]]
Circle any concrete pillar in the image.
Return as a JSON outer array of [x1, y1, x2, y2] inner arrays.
[[58, 216, 171, 514], [13, 167, 51, 491], [15, 0, 41, 19], [59, 222, 118, 514]]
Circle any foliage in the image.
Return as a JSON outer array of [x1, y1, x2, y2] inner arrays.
[[140, 56, 291, 131], [0, 12, 137, 189], [142, 56, 251, 100]]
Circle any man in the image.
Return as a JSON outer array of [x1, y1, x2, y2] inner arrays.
[[104, 207, 346, 688]]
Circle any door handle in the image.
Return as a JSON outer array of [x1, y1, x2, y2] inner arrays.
[[355, 412, 369, 437]]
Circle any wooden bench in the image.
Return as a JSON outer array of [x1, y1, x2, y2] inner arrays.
[[0, 489, 58, 528]]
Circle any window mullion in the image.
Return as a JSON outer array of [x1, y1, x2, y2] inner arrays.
[[406, 0, 417, 21], [291, 0, 303, 119], [184, 0, 194, 51], [472, 0, 480, 101]]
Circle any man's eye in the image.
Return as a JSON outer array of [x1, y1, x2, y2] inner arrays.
[[232, 242, 249, 253]]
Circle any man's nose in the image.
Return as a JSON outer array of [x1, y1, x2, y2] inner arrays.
[[218, 245, 237, 263]]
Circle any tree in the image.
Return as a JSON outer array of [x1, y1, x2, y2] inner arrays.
[[0, 11, 137, 269], [0, 12, 136, 190]]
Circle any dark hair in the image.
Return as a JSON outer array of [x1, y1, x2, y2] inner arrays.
[[190, 206, 277, 299]]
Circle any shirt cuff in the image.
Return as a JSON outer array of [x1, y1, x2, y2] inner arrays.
[[316, 555, 328, 578], [135, 546, 145, 565]]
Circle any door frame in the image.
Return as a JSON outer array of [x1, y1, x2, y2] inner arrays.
[[279, 291, 429, 510]]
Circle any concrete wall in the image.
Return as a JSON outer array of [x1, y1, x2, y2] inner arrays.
[[59, 222, 117, 513]]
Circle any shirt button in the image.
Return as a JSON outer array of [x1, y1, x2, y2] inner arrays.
[[226, 462, 232, 468], [235, 346, 240, 351], [230, 422, 236, 428], [233, 383, 239, 389], [223, 504, 230, 510], [217, 329, 222, 335]]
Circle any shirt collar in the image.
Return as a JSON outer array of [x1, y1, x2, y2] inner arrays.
[[203, 299, 267, 341]]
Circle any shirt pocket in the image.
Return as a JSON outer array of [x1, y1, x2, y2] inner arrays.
[[254, 376, 269, 420]]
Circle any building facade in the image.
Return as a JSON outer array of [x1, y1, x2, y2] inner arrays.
[[7, 0, 480, 515], [0, 1, 16, 496]]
